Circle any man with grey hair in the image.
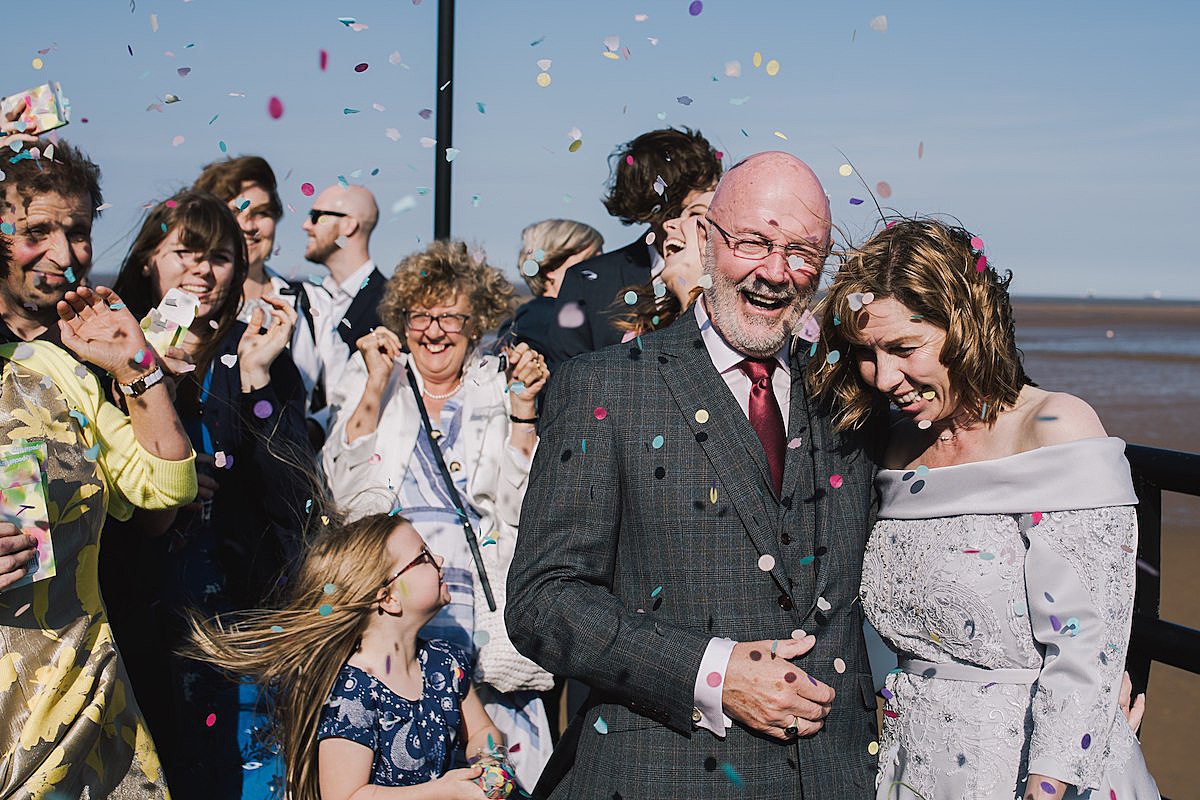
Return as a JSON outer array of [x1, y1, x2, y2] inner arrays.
[[508, 152, 881, 798]]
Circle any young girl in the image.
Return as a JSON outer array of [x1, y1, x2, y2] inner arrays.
[[189, 513, 515, 800]]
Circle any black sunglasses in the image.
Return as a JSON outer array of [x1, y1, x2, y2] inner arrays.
[[382, 546, 438, 588], [308, 209, 350, 225]]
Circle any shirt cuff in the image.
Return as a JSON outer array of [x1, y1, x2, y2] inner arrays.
[[692, 637, 736, 736]]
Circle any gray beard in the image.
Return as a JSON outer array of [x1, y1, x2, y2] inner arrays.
[[701, 244, 808, 358]]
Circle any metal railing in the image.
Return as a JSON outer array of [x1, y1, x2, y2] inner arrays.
[[1126, 445, 1200, 691]]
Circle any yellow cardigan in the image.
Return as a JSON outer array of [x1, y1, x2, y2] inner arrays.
[[0, 340, 197, 520]]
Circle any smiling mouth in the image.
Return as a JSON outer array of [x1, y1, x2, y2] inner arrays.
[[740, 288, 791, 311], [421, 342, 450, 354], [663, 237, 686, 256], [34, 271, 69, 287]]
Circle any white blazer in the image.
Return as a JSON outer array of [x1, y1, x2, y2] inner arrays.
[[321, 351, 533, 554]]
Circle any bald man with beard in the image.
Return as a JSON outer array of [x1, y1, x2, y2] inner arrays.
[[296, 184, 387, 432], [508, 152, 882, 799]]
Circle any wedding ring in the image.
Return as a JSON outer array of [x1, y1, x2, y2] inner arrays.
[[784, 715, 799, 737]]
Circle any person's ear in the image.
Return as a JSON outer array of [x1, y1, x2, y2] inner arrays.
[[695, 219, 711, 262], [341, 216, 361, 239], [375, 586, 404, 617]]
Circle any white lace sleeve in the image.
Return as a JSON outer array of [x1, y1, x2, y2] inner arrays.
[[1023, 506, 1139, 790]]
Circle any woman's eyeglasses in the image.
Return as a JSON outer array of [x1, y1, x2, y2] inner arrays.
[[382, 546, 438, 588], [405, 311, 471, 333], [307, 209, 350, 225]]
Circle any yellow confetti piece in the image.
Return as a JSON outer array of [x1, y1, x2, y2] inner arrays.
[[709, 487, 718, 504], [32, 58, 44, 70], [838, 164, 853, 177], [536, 72, 552, 87], [602, 51, 620, 60], [695, 409, 709, 424], [773, 131, 788, 140], [568, 139, 583, 152], [765, 59, 780, 76], [868, 741, 880, 755], [752, 51, 763, 68]]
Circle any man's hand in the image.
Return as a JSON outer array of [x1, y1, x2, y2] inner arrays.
[[722, 634, 832, 741], [0, 522, 37, 591]]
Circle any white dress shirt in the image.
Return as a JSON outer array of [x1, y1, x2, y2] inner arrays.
[[691, 296, 791, 737], [304, 259, 376, 429]]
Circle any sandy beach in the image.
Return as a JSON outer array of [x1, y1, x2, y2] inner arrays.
[[1013, 298, 1199, 797]]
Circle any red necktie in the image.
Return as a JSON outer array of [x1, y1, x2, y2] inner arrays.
[[738, 357, 785, 496]]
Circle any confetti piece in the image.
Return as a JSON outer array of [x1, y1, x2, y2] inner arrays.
[[868, 741, 880, 755], [594, 716, 608, 734], [752, 51, 763, 68], [773, 131, 788, 140], [594, 406, 607, 420], [816, 596, 832, 612], [388, 51, 402, 65], [833, 657, 846, 673], [838, 164, 853, 177], [1040, 782, 1056, 795], [445, 148, 460, 162], [677, 96, 693, 106], [695, 409, 709, 424], [218, 140, 228, 153], [205, 713, 216, 727], [651, 434, 664, 449], [220, 354, 238, 368], [32, 58, 44, 70], [829, 474, 843, 489], [825, 350, 840, 365], [758, 554, 776, 572], [1081, 733, 1092, 749], [419, 136, 436, 148], [557, 301, 585, 329], [849, 197, 864, 205], [688, 0, 703, 15], [343, 108, 360, 115], [706, 671, 722, 687], [569, 138, 583, 153], [918, 141, 924, 159], [319, 603, 333, 616], [869, 15, 888, 33], [385, 128, 402, 142], [474, 630, 491, 647], [765, 59, 780, 76], [976, 254, 988, 272], [150, 13, 158, 31], [721, 763, 743, 787], [623, 290, 638, 305], [847, 291, 874, 311], [253, 400, 273, 419], [171, 135, 185, 147], [0, 223, 13, 235], [651, 585, 663, 598], [876, 181, 892, 198], [353, 62, 369, 73], [725, 60, 741, 77]]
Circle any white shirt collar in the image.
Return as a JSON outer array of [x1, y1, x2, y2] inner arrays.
[[323, 259, 376, 300], [695, 295, 789, 375]]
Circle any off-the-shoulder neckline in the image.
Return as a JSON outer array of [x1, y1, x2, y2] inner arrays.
[[878, 436, 1124, 474]]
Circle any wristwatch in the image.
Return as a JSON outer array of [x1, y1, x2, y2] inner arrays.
[[118, 365, 165, 397]]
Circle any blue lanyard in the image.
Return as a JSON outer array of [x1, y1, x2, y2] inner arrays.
[[196, 361, 216, 456]]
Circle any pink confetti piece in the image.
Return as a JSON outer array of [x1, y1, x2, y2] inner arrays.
[[706, 671, 722, 687], [267, 96, 284, 119], [975, 254, 988, 272], [354, 62, 369, 73], [205, 713, 217, 727], [301, 182, 315, 196], [594, 407, 608, 421], [876, 181, 892, 198], [829, 474, 843, 489], [319, 49, 328, 70]]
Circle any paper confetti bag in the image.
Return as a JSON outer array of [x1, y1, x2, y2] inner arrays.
[[0, 441, 54, 592], [0, 81, 71, 135], [141, 287, 200, 355]]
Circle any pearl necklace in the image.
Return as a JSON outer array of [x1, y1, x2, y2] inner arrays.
[[422, 381, 462, 400]]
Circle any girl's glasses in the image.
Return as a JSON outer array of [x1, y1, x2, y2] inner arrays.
[[382, 546, 438, 588]]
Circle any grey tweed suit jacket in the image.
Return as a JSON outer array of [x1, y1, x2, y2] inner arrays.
[[507, 310, 880, 799]]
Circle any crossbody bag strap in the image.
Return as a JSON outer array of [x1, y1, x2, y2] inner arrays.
[[402, 358, 498, 612]]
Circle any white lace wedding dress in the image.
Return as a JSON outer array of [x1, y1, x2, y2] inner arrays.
[[862, 437, 1160, 799]]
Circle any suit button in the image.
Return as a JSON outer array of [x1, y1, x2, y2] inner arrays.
[[778, 594, 794, 611], [692, 707, 702, 724], [449, 460, 462, 473]]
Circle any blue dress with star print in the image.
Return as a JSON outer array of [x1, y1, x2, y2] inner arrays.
[[317, 640, 473, 786]]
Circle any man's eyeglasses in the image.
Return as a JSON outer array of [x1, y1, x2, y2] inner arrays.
[[405, 311, 471, 333], [705, 217, 823, 263], [382, 546, 438, 588], [307, 209, 350, 225]]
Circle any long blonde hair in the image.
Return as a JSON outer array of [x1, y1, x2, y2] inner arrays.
[[187, 513, 402, 800]]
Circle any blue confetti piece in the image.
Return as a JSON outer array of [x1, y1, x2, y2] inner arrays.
[[511, 381, 526, 395], [218, 140, 227, 153], [651, 585, 663, 598], [651, 434, 664, 449], [0, 222, 14, 235], [343, 108, 360, 115], [721, 763, 744, 787], [808, 341, 818, 357], [580, 439, 586, 453], [68, 410, 89, 428], [64, 267, 76, 283], [318, 603, 333, 616], [476, 101, 486, 113], [208, 114, 219, 125], [109, 302, 126, 310], [83, 443, 101, 461], [799, 555, 815, 565], [593, 716, 608, 734]]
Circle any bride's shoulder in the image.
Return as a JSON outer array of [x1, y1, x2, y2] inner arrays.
[[1016, 386, 1107, 448]]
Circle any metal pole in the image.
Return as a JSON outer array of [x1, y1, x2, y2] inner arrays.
[[434, 0, 455, 241]]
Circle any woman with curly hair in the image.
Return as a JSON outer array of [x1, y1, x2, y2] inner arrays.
[[322, 240, 552, 791]]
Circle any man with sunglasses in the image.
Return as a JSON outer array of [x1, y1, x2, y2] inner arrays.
[[296, 183, 387, 436], [509, 152, 881, 798]]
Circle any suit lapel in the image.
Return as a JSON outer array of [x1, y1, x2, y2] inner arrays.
[[786, 345, 832, 621], [656, 315, 796, 610], [337, 268, 385, 348]]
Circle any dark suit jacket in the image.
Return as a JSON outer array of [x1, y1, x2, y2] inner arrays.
[[546, 236, 652, 367], [507, 311, 881, 799]]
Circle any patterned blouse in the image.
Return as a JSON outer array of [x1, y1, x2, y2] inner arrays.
[[317, 640, 473, 786]]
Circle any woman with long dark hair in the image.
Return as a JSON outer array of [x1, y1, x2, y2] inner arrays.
[[101, 189, 313, 800]]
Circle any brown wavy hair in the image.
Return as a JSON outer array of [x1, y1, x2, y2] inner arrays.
[[808, 218, 1031, 432], [193, 154, 283, 221], [186, 513, 402, 800], [603, 127, 722, 230], [1, 138, 103, 219], [378, 240, 517, 337]]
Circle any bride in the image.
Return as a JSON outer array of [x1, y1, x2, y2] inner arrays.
[[809, 219, 1160, 800]]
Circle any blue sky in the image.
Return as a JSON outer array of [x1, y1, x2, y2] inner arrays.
[[4, 0, 1197, 298]]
